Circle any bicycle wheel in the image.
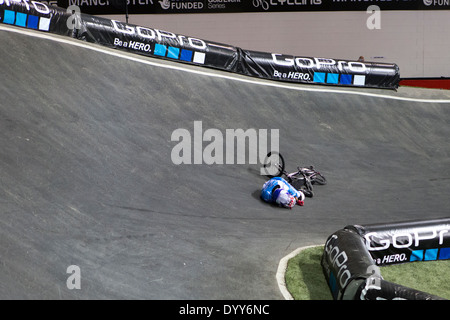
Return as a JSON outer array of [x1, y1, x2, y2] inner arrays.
[[296, 178, 313, 198], [302, 189, 314, 198], [311, 173, 327, 185], [262, 151, 285, 178]]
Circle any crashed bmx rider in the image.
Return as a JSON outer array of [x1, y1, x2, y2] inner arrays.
[[260, 177, 305, 209]]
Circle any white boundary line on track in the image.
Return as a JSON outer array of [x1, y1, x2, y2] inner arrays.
[[276, 245, 322, 300], [2, 24, 450, 104]]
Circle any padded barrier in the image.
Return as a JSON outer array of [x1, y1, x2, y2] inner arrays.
[[322, 218, 450, 300], [0, 0, 400, 90]]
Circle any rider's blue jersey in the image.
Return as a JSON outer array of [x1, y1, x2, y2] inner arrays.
[[261, 177, 301, 203]]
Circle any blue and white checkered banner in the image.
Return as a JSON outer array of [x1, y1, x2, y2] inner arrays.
[[0, 1, 53, 31]]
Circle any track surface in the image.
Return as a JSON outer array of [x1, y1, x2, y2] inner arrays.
[[1, 26, 450, 299]]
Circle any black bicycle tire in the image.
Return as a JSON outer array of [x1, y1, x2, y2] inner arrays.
[[302, 189, 314, 198], [305, 179, 314, 191], [312, 174, 327, 185], [262, 151, 285, 178]]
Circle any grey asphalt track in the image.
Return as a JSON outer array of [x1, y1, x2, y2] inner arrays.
[[1, 25, 450, 300]]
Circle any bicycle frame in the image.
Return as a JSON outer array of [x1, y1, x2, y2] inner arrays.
[[263, 152, 326, 197]]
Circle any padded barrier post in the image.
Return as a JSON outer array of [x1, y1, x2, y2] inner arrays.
[[321, 228, 381, 300], [322, 218, 450, 300]]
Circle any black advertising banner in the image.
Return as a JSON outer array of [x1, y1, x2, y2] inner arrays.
[[47, 0, 450, 15], [0, 0, 400, 89], [348, 218, 450, 266], [76, 14, 240, 71], [238, 50, 400, 89]]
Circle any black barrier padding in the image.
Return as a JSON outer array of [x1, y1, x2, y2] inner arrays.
[[238, 49, 401, 89], [357, 278, 446, 300], [324, 218, 450, 300], [0, 0, 72, 36], [75, 14, 240, 72], [321, 228, 380, 300], [0, 0, 400, 90]]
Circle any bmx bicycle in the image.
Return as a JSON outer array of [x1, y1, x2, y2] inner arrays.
[[262, 151, 327, 198]]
